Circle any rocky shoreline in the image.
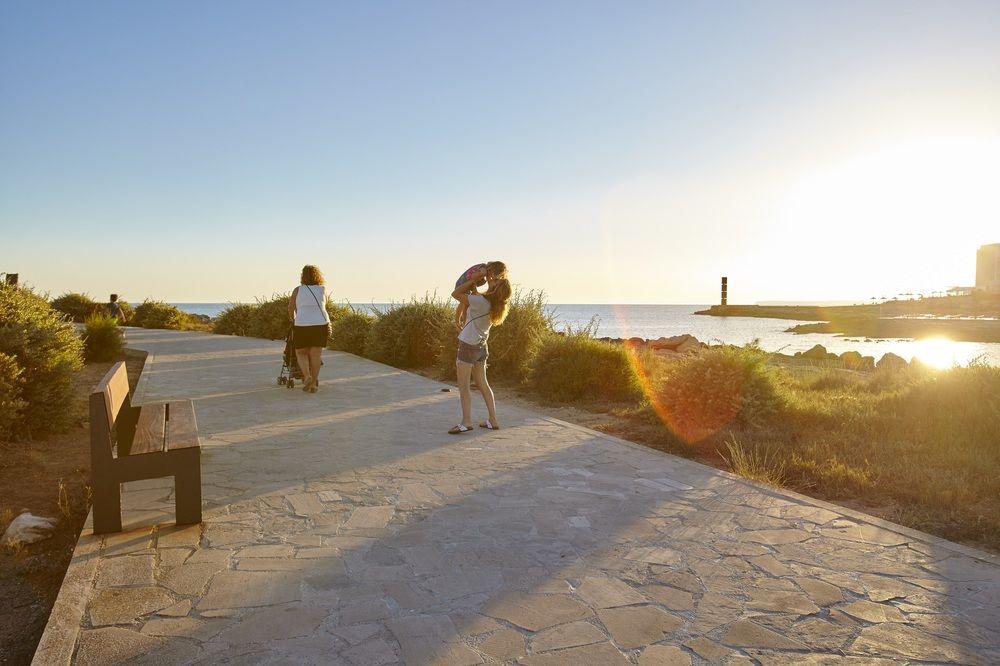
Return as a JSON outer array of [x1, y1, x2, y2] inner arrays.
[[598, 334, 918, 371]]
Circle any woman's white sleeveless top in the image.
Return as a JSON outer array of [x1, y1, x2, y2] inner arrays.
[[294, 284, 329, 326]]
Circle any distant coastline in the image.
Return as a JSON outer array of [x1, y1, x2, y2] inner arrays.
[[697, 294, 1000, 343]]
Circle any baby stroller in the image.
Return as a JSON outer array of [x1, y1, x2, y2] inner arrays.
[[277, 330, 305, 389]]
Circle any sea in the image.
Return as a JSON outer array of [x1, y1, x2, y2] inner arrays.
[[171, 303, 1000, 368]]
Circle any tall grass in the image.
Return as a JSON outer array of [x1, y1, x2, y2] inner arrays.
[[213, 303, 257, 336], [82, 314, 124, 362], [365, 297, 453, 368], [330, 310, 375, 356], [132, 300, 190, 330], [529, 332, 643, 403], [0, 284, 84, 439], [50, 292, 98, 322]]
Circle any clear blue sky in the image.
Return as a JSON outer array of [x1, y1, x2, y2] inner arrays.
[[3, 1, 999, 303]]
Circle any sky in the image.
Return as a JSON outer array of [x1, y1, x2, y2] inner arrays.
[[2, 1, 999, 304]]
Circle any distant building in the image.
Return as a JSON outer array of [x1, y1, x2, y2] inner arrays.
[[977, 243, 1000, 293], [947, 286, 975, 297]]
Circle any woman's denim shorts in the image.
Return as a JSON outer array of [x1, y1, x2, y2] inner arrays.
[[457, 341, 488, 365]]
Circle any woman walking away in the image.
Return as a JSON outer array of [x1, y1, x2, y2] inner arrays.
[[448, 265, 512, 434], [288, 265, 330, 393]]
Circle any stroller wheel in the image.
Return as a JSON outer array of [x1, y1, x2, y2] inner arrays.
[[287, 380, 295, 389], [278, 376, 286, 385]]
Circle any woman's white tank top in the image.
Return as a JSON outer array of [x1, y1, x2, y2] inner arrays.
[[294, 284, 330, 326]]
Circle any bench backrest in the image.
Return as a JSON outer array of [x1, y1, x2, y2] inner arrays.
[[90, 362, 131, 466]]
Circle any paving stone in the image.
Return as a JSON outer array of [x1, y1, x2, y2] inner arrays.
[[75, 627, 199, 665], [343, 638, 398, 665], [746, 588, 820, 615], [287, 492, 325, 516], [343, 506, 395, 530], [519, 642, 630, 665], [156, 599, 192, 617], [486, 593, 592, 631], [850, 623, 982, 663], [331, 622, 382, 645], [749, 553, 793, 577], [88, 587, 175, 626], [655, 571, 701, 593], [156, 525, 202, 548], [839, 600, 906, 623], [638, 584, 694, 611], [198, 570, 302, 610], [639, 644, 691, 666], [479, 628, 526, 660], [532, 621, 606, 652], [96, 554, 155, 587], [159, 562, 224, 596], [237, 557, 333, 572], [597, 606, 683, 649], [141, 616, 230, 642], [625, 546, 684, 566], [386, 614, 482, 665], [575, 576, 647, 608], [236, 544, 296, 558], [722, 620, 807, 649], [819, 524, 909, 546], [217, 604, 328, 644], [450, 612, 502, 636], [739, 529, 812, 545], [793, 577, 844, 606], [684, 637, 733, 662]]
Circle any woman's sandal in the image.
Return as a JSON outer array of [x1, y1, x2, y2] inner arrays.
[[479, 422, 500, 430], [448, 424, 474, 435], [302, 376, 315, 392]]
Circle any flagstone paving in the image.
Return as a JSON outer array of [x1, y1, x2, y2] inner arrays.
[[34, 329, 1000, 665]]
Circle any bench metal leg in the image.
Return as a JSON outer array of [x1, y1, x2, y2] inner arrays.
[[92, 480, 122, 534], [174, 460, 202, 525]]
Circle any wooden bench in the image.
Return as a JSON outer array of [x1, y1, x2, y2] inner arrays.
[[90, 362, 202, 534]]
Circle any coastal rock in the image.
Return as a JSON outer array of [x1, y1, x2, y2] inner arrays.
[[876, 352, 908, 372], [800, 344, 829, 360], [676, 337, 701, 354], [839, 351, 863, 368], [861, 355, 876, 371], [625, 337, 646, 349]]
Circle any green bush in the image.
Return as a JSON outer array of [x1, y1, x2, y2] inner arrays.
[[436, 290, 554, 382], [83, 314, 124, 362], [0, 284, 84, 438], [50, 292, 98, 322], [132, 300, 189, 330], [213, 303, 257, 336], [330, 310, 375, 355], [529, 332, 642, 403], [117, 300, 135, 323], [0, 352, 26, 441], [365, 298, 453, 368], [653, 344, 786, 444], [242, 294, 351, 341]]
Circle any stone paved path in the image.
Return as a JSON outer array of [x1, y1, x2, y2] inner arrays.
[[35, 329, 1000, 665]]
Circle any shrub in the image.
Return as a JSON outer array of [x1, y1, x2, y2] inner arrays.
[[436, 290, 554, 382], [652, 344, 785, 444], [83, 314, 124, 362], [50, 292, 98, 322], [243, 294, 351, 341], [330, 310, 375, 356], [721, 437, 788, 486], [0, 284, 84, 438], [132, 300, 189, 330], [529, 332, 642, 403], [117, 300, 135, 323], [213, 303, 257, 336], [0, 352, 26, 441], [365, 298, 453, 368]]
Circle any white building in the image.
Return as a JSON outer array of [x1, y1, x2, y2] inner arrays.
[[976, 243, 1000, 293]]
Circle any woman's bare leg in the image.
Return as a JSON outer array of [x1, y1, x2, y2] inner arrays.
[[309, 347, 323, 385], [472, 362, 498, 427], [456, 361, 474, 427], [295, 348, 311, 383]]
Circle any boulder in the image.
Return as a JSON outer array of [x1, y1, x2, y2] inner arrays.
[[860, 356, 876, 371], [676, 338, 702, 354], [649, 334, 695, 351], [625, 337, 646, 349], [840, 351, 863, 367], [876, 352, 908, 372], [801, 344, 829, 360]]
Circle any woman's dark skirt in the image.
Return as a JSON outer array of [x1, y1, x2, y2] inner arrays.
[[293, 324, 329, 349]]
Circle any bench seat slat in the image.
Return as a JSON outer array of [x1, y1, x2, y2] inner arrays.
[[131, 403, 166, 455], [167, 401, 200, 450]]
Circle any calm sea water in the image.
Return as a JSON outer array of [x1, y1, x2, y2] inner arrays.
[[172, 303, 1000, 368]]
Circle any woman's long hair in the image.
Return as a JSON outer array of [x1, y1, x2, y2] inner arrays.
[[485, 278, 512, 325], [301, 265, 324, 286]]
